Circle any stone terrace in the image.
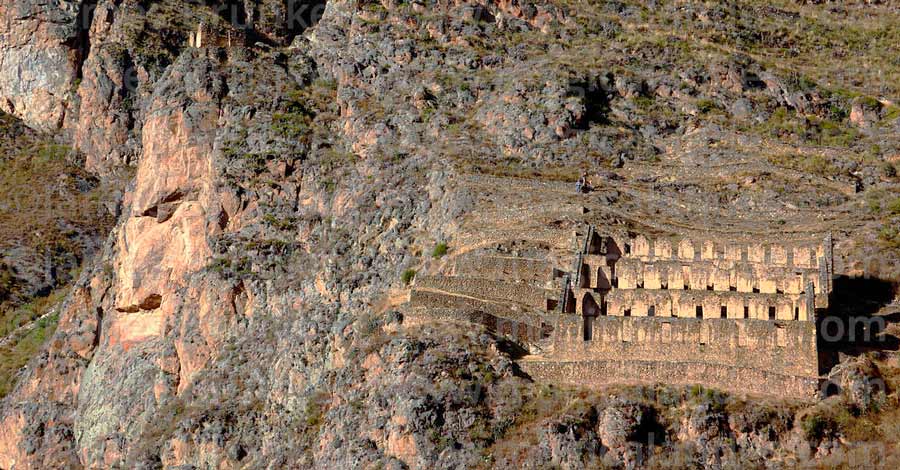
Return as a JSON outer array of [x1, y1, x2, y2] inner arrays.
[[404, 174, 838, 398]]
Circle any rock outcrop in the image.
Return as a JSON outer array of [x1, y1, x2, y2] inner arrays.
[[1, 1, 899, 469], [0, 0, 83, 132]]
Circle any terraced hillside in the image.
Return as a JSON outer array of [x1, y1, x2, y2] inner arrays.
[[406, 150, 897, 398], [2, 1, 900, 469]]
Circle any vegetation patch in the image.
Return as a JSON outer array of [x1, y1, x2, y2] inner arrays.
[[432, 242, 449, 259], [767, 152, 843, 178], [0, 287, 65, 398], [0, 111, 116, 398]]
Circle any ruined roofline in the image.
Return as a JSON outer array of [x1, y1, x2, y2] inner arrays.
[[622, 235, 829, 270], [606, 256, 824, 276], [575, 227, 834, 300], [577, 229, 833, 272], [612, 255, 819, 287]]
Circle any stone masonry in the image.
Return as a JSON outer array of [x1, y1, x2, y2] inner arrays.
[[521, 226, 833, 399], [407, 223, 834, 399]]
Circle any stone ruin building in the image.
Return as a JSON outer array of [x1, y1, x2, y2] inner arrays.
[[408, 225, 834, 399], [521, 227, 833, 398]]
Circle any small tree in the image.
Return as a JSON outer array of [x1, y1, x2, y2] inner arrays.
[[432, 242, 448, 259]]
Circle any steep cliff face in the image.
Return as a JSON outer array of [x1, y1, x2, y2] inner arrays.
[[0, 0, 84, 132], [1, 1, 899, 469]]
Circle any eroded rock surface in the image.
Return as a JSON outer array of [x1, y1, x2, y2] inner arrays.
[[0, 0, 83, 131], [1, 1, 899, 469]]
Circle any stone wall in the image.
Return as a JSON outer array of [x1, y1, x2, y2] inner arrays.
[[519, 358, 820, 398], [413, 275, 555, 309], [408, 229, 832, 399], [406, 308, 548, 345], [576, 232, 833, 312], [450, 254, 550, 284], [587, 258, 825, 295], [624, 235, 828, 270], [548, 315, 819, 380], [408, 290, 547, 326], [573, 288, 815, 321]]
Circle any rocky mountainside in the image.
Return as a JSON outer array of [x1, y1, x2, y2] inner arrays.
[[0, 1, 899, 469]]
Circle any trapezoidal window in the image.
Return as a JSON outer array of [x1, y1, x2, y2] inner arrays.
[[695, 306, 703, 318], [597, 267, 611, 290], [624, 308, 632, 317], [582, 293, 601, 317], [720, 306, 727, 318], [768, 306, 776, 320], [794, 306, 799, 320], [579, 264, 591, 289], [743, 306, 749, 319], [648, 305, 656, 317]]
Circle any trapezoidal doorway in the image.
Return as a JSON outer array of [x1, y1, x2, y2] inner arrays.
[[583, 293, 601, 341]]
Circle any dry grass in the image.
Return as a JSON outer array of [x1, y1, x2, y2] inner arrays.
[[0, 287, 64, 398], [0, 111, 116, 397]]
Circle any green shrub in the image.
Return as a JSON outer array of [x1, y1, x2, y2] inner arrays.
[[767, 153, 842, 177], [887, 197, 900, 215], [879, 226, 900, 249], [696, 98, 721, 114], [802, 412, 836, 441], [857, 96, 882, 110], [633, 96, 655, 110], [884, 105, 900, 122], [401, 269, 417, 285], [432, 242, 449, 259], [0, 263, 13, 302], [866, 188, 889, 213]]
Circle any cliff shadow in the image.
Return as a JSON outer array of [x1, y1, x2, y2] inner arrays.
[[818, 275, 899, 373]]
